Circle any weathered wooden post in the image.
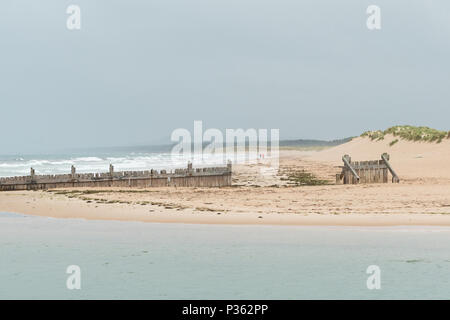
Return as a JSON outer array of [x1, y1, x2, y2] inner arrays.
[[109, 164, 114, 177], [381, 153, 400, 183], [342, 155, 360, 184], [376, 160, 381, 182], [29, 167, 36, 184], [382, 165, 388, 183], [71, 165, 76, 179], [227, 160, 233, 185], [336, 173, 341, 185]]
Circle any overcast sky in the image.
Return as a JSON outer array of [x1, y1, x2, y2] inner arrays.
[[1, 0, 449, 153]]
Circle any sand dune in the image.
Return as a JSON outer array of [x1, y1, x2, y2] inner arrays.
[[307, 135, 450, 181]]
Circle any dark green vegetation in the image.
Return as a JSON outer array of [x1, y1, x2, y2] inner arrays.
[[281, 170, 329, 186], [280, 137, 353, 148], [389, 139, 399, 147]]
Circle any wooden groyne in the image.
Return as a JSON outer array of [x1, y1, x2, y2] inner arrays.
[[0, 162, 232, 191], [336, 153, 400, 184]]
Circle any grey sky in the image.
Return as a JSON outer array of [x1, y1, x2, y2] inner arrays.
[[1, 0, 449, 153]]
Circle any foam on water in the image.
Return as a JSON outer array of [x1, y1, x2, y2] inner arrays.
[[0, 151, 260, 177]]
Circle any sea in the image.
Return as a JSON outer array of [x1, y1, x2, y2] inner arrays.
[[0, 213, 449, 299], [0, 148, 233, 178]]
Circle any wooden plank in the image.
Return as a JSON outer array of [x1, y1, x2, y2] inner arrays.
[[374, 167, 379, 183], [336, 173, 341, 185], [362, 162, 368, 183], [383, 168, 388, 183], [377, 160, 383, 183], [371, 161, 376, 183], [377, 163, 382, 183]]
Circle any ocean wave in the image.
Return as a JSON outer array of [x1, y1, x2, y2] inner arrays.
[[0, 163, 27, 168], [72, 157, 104, 162], [0, 151, 254, 177]]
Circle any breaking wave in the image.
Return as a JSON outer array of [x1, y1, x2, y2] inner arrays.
[[0, 151, 259, 177]]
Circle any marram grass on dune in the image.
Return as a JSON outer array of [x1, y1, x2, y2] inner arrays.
[[361, 125, 450, 143]]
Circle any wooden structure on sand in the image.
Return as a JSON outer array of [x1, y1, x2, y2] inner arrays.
[[0, 162, 232, 191], [337, 153, 400, 185]]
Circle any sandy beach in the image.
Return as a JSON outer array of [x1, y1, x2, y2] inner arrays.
[[1, 135, 449, 226]]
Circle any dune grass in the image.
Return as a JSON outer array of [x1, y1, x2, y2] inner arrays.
[[361, 125, 450, 143], [281, 170, 329, 186], [389, 139, 399, 147]]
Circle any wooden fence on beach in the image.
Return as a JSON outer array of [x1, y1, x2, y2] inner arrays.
[[0, 162, 232, 191], [336, 153, 400, 185]]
